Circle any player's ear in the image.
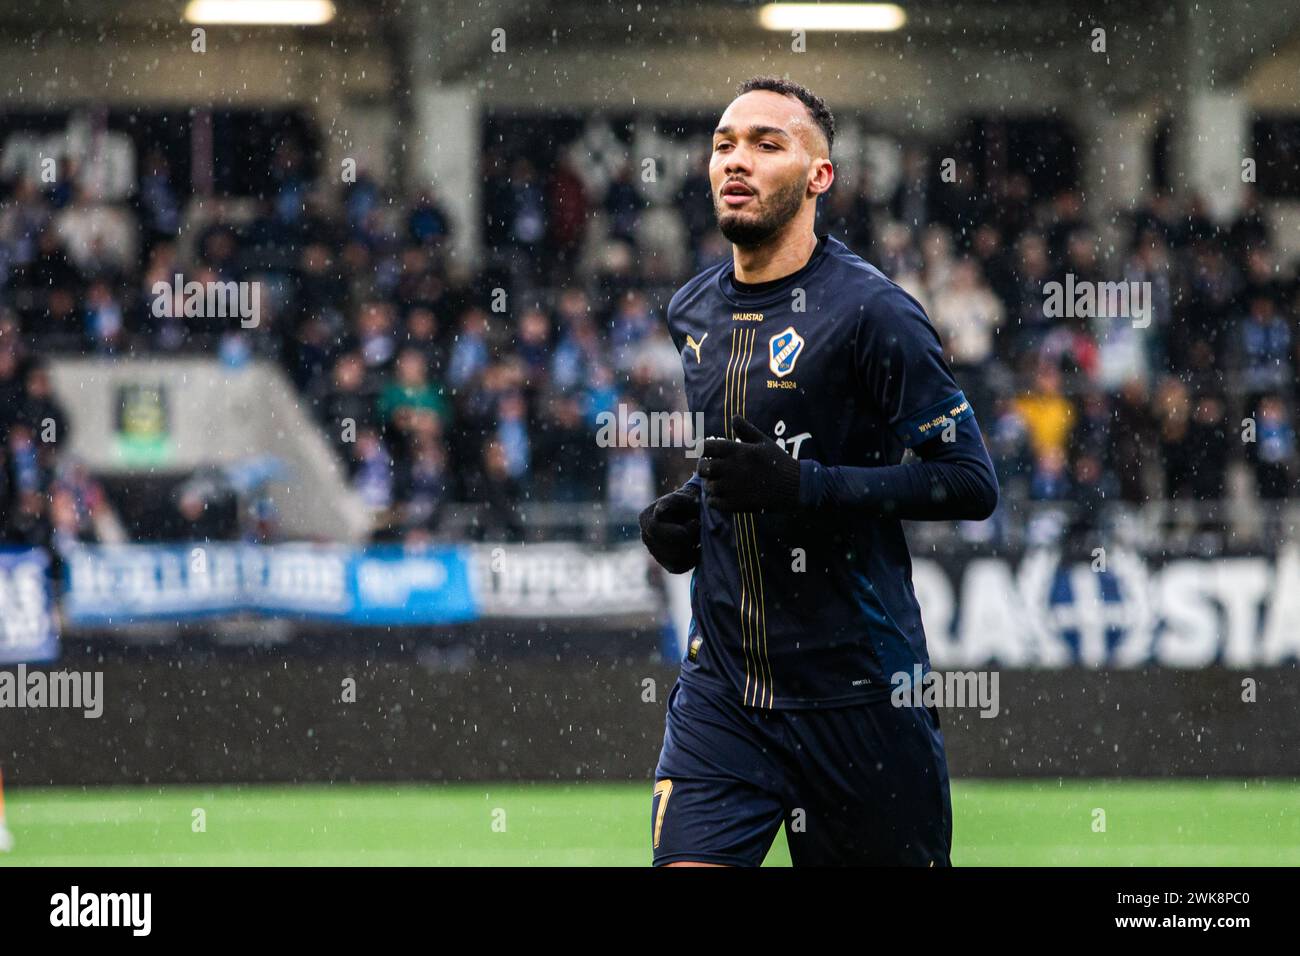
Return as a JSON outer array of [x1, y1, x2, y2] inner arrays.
[[809, 158, 833, 196]]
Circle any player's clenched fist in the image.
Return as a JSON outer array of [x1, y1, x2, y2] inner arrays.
[[699, 415, 802, 513], [639, 481, 702, 573]]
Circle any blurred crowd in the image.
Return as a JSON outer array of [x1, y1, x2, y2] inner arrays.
[[0, 343, 118, 550], [1, 137, 1296, 547], [844, 161, 1294, 541]]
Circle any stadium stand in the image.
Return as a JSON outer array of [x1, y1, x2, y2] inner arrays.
[[1, 130, 1295, 558]]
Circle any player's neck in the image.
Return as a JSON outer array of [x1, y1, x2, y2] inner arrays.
[[731, 227, 819, 285]]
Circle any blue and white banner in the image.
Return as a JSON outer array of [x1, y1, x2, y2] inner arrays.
[[913, 547, 1300, 668], [50, 540, 1300, 665], [62, 543, 477, 626], [350, 546, 478, 625], [467, 542, 659, 618], [0, 548, 58, 663], [61, 540, 664, 628]]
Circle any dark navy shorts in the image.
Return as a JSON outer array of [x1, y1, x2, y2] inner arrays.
[[651, 677, 952, 867]]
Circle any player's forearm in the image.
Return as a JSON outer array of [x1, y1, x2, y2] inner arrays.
[[797, 433, 999, 521]]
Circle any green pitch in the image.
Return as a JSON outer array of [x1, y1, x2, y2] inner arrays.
[[1, 779, 1297, 866]]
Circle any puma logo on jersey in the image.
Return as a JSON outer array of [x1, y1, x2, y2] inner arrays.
[[685, 332, 708, 363]]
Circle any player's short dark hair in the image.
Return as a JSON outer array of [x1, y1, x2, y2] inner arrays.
[[736, 76, 835, 156]]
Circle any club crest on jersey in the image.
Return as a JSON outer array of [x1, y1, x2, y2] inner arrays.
[[768, 326, 804, 378]]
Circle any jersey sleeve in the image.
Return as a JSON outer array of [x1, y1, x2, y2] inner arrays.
[[664, 283, 692, 355], [664, 284, 703, 497], [851, 281, 976, 449], [795, 280, 998, 519]]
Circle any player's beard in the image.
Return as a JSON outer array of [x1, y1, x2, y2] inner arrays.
[[715, 175, 807, 248]]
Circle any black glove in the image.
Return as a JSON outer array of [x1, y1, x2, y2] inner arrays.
[[639, 481, 702, 573], [699, 415, 801, 513]]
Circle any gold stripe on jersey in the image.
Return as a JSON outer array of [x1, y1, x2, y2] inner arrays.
[[733, 328, 774, 709], [739, 328, 773, 707], [723, 328, 757, 704], [743, 511, 774, 708], [736, 497, 762, 707]]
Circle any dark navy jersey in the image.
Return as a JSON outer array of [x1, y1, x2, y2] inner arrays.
[[666, 232, 992, 709]]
